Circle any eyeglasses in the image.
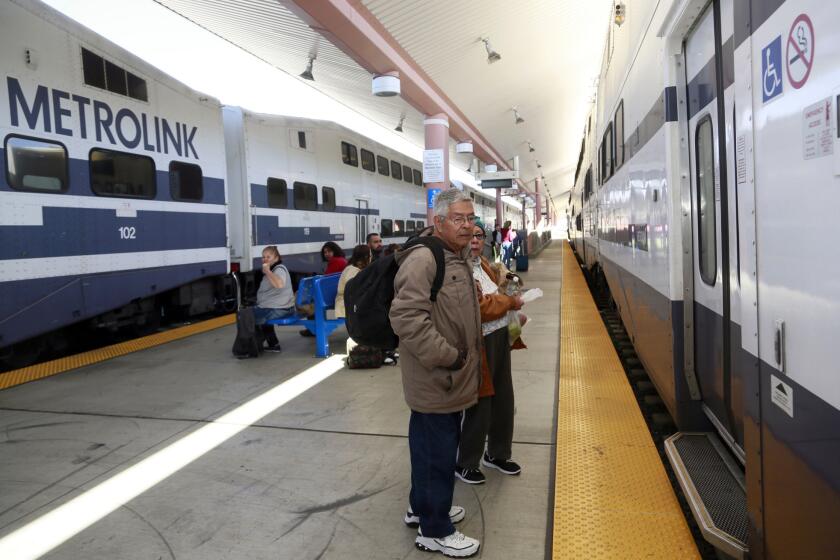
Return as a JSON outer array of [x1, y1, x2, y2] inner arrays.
[[472, 233, 486, 239], [444, 214, 478, 226]]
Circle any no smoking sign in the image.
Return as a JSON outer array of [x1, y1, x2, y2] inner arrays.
[[786, 14, 814, 89]]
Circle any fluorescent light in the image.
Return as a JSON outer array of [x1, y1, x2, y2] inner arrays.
[[0, 355, 346, 560]]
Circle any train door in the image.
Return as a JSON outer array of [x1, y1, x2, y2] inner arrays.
[[683, 0, 739, 449], [355, 199, 368, 244]]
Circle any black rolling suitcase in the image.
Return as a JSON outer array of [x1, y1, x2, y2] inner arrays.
[[232, 306, 262, 359], [515, 254, 529, 272], [231, 272, 263, 359]]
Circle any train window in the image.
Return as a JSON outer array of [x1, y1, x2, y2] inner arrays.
[[322, 186, 336, 211], [341, 142, 358, 167], [604, 123, 614, 179], [4, 135, 68, 193], [169, 161, 203, 201], [583, 168, 593, 201], [361, 149, 376, 172], [416, 220, 424, 230], [377, 155, 390, 176], [394, 220, 405, 236], [402, 165, 412, 183], [90, 148, 155, 199], [293, 181, 318, 211], [381, 219, 393, 237], [127, 73, 148, 102], [82, 48, 107, 89], [390, 161, 403, 181], [614, 101, 625, 170], [413, 169, 422, 186], [695, 115, 717, 286], [267, 177, 288, 209], [298, 131, 307, 150], [406, 220, 416, 234]]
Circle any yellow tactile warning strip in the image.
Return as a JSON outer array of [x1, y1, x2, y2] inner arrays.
[[553, 243, 699, 558], [0, 314, 236, 391]]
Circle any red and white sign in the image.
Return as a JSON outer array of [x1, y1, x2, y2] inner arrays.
[[786, 14, 814, 89]]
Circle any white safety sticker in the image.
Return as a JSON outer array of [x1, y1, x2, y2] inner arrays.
[[116, 202, 137, 218], [771, 374, 794, 418], [802, 97, 834, 160]]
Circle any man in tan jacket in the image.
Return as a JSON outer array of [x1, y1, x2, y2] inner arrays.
[[390, 188, 483, 558]]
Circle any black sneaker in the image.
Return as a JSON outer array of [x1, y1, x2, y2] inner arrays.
[[299, 329, 315, 337], [481, 452, 521, 475], [264, 344, 282, 353], [454, 467, 485, 485]]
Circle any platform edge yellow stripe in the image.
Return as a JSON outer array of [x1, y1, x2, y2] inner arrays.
[[552, 242, 699, 559], [0, 314, 235, 391]]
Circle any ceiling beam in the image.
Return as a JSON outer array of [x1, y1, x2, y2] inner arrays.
[[284, 0, 535, 194]]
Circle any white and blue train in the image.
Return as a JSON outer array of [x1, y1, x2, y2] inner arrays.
[[0, 0, 522, 367], [569, 0, 840, 557]]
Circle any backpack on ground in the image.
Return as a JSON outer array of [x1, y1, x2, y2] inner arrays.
[[344, 236, 446, 350], [232, 306, 262, 359], [346, 345, 385, 369]]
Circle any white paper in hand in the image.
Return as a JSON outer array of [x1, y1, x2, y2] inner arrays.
[[521, 288, 543, 304]]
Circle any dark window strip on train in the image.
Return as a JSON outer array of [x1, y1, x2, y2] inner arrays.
[[1, 146, 223, 203], [81, 47, 148, 102]]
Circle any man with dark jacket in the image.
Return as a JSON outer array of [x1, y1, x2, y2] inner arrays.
[[390, 188, 482, 557]]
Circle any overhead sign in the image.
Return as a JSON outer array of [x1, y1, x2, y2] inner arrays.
[[480, 178, 514, 189], [762, 36, 783, 103], [786, 14, 814, 89], [422, 149, 445, 183]]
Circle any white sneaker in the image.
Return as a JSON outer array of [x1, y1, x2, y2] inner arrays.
[[403, 505, 465, 528], [415, 530, 480, 558]]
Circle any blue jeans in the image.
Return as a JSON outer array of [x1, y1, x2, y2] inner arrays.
[[409, 410, 462, 538], [253, 306, 294, 347], [501, 242, 512, 267]]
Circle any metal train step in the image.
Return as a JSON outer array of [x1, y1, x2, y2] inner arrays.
[[664, 432, 748, 559]]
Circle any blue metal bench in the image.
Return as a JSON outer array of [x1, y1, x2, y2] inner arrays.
[[266, 273, 344, 357]]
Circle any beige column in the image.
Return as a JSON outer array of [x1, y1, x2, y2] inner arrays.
[[423, 114, 449, 224]]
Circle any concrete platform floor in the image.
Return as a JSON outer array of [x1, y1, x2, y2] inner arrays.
[[0, 243, 563, 560]]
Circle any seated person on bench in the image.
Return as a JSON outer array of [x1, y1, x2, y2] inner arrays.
[[254, 245, 295, 353]]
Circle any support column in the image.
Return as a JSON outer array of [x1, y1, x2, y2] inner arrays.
[[423, 114, 449, 224], [534, 176, 543, 228], [495, 189, 503, 227]]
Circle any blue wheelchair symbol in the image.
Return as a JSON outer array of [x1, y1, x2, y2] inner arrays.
[[762, 36, 783, 103]]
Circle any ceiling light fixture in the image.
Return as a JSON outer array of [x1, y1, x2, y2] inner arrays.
[[395, 114, 405, 133], [372, 72, 400, 97], [536, 160, 542, 169], [480, 37, 502, 63], [300, 55, 315, 81], [528, 141, 535, 153], [512, 107, 524, 125]]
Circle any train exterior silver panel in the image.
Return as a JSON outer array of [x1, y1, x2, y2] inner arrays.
[[224, 107, 520, 274], [571, 0, 840, 556], [0, 0, 228, 350]]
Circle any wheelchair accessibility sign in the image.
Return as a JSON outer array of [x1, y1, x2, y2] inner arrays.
[[762, 35, 783, 103]]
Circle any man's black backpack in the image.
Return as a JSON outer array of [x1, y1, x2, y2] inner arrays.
[[344, 236, 445, 350]]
